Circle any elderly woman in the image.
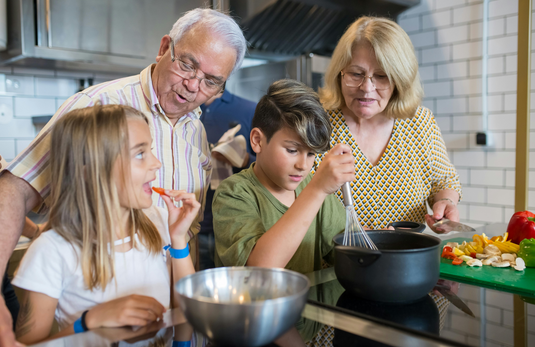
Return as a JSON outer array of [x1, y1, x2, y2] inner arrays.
[[314, 16, 461, 233]]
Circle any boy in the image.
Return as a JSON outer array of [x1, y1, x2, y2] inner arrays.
[[213, 79, 355, 274]]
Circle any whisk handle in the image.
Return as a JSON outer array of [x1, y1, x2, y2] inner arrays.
[[342, 182, 354, 207]]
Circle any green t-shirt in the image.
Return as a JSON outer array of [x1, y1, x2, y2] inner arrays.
[[213, 164, 346, 274]]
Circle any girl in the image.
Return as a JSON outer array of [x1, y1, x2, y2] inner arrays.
[[12, 105, 198, 345]]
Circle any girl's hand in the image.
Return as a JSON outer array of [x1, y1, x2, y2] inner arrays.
[[85, 294, 166, 329], [160, 190, 200, 246]]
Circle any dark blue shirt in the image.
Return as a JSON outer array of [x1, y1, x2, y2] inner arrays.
[[199, 90, 257, 252], [200, 89, 257, 164]]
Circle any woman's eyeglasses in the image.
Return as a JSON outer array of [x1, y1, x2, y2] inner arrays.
[[341, 70, 391, 90]]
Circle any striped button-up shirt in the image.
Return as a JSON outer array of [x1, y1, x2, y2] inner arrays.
[[6, 65, 212, 245]]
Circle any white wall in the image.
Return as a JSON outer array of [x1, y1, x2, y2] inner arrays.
[[399, 1, 534, 346], [399, 0, 526, 228], [0, 68, 127, 162]]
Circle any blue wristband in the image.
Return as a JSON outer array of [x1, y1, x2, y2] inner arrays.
[[73, 310, 89, 333], [73, 317, 85, 334], [164, 244, 190, 259], [172, 341, 191, 347]]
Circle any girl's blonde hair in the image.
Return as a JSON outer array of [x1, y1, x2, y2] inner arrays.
[[46, 104, 163, 291], [320, 16, 424, 119]]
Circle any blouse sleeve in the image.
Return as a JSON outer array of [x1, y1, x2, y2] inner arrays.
[[427, 111, 463, 204]]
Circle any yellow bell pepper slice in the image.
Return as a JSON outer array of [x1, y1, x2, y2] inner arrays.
[[473, 234, 486, 247]]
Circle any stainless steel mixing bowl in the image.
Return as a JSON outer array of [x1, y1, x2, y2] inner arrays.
[[175, 267, 310, 346]]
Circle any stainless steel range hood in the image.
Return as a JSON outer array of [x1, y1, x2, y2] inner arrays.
[[0, 0, 420, 73], [0, 0, 205, 74], [231, 0, 420, 59]]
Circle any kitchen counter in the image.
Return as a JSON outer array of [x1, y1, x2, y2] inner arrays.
[[27, 224, 533, 346]]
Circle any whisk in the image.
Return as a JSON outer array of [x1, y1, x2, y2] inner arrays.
[[341, 182, 378, 249]]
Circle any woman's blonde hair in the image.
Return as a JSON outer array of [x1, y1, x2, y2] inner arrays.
[[45, 104, 163, 291], [320, 16, 423, 119]]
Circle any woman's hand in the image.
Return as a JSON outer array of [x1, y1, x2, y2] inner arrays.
[[85, 294, 166, 329], [160, 190, 201, 246], [425, 197, 460, 234]]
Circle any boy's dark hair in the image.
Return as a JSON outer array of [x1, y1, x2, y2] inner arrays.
[[252, 79, 331, 152]]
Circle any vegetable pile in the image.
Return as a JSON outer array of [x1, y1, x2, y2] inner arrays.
[[441, 232, 525, 271]]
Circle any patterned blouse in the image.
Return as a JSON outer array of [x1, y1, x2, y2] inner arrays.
[[312, 106, 462, 229]]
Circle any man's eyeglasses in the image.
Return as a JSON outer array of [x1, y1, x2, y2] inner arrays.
[[169, 41, 226, 94], [341, 70, 391, 90]]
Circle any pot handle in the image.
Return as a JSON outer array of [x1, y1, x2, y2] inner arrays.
[[387, 221, 426, 233], [335, 245, 381, 267]]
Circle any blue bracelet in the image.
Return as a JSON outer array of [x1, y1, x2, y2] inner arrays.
[[73, 310, 89, 333], [164, 244, 190, 259], [73, 317, 84, 333], [172, 341, 191, 347]]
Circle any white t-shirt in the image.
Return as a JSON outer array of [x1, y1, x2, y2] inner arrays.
[[13, 205, 172, 330]]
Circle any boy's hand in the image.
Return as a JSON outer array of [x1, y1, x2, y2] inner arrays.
[[160, 190, 200, 247], [311, 143, 355, 195], [85, 294, 166, 329]]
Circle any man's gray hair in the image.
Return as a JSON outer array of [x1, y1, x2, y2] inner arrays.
[[169, 8, 247, 74]]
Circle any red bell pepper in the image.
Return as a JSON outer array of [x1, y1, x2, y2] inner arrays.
[[506, 211, 535, 244]]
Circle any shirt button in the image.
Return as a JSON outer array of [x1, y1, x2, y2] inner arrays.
[[206, 109, 210, 113]]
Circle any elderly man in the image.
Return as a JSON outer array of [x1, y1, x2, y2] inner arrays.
[[0, 8, 246, 346]]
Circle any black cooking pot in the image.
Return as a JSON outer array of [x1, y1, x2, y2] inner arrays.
[[333, 224, 441, 303]]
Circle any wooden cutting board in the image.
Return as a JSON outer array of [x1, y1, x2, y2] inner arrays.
[[439, 237, 535, 298]]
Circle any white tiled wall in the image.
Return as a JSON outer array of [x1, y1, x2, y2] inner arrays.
[[400, 0, 535, 346], [0, 68, 128, 162], [400, 0, 532, 226]]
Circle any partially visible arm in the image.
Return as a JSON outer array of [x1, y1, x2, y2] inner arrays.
[[159, 191, 198, 308], [246, 184, 328, 268], [15, 290, 58, 345], [0, 172, 42, 278], [21, 217, 40, 239], [247, 144, 355, 268], [424, 112, 462, 233]]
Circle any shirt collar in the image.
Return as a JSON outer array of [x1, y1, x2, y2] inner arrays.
[[141, 64, 202, 121], [219, 89, 233, 103]]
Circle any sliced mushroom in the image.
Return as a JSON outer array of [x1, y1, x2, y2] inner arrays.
[[491, 261, 511, 268], [482, 256, 501, 266], [466, 259, 483, 267], [460, 255, 473, 263], [476, 253, 490, 259], [514, 258, 526, 271], [484, 244, 501, 256], [501, 253, 515, 262], [446, 242, 459, 249]]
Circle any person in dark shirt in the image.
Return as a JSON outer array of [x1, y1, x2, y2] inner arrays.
[[199, 90, 257, 269]]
